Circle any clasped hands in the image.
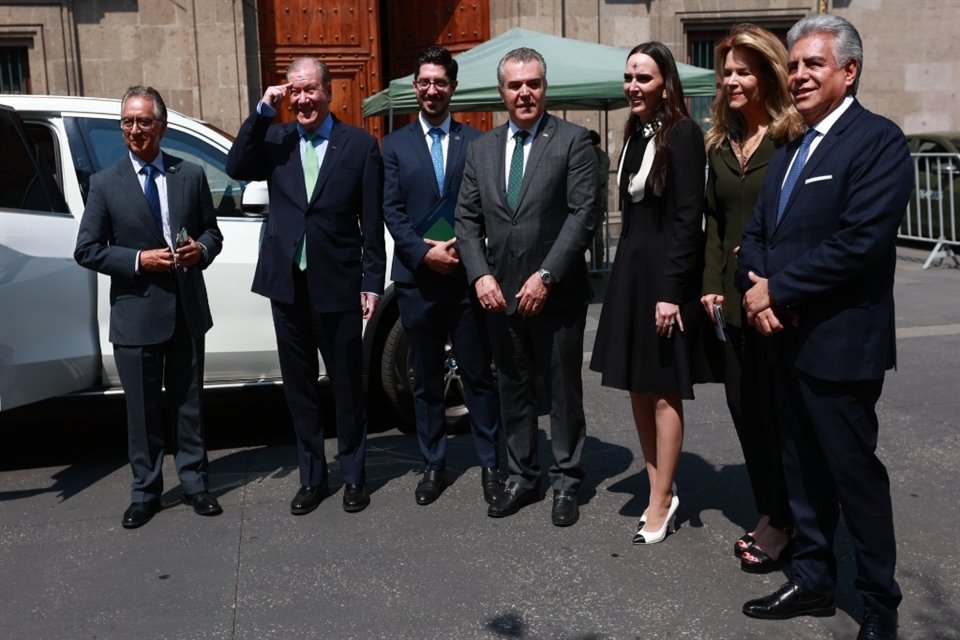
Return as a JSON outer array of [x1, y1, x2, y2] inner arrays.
[[742, 271, 800, 336], [474, 272, 550, 318], [422, 238, 459, 275], [139, 238, 203, 273]]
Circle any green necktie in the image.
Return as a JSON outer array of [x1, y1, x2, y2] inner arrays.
[[507, 129, 529, 212], [296, 131, 320, 270]]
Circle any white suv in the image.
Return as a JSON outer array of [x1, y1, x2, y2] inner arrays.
[[0, 95, 463, 429]]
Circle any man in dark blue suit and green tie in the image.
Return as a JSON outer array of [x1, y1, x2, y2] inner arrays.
[[381, 46, 502, 506], [738, 15, 912, 640], [227, 58, 384, 516]]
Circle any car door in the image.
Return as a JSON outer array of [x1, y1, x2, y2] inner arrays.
[[0, 107, 98, 411], [65, 114, 282, 385]]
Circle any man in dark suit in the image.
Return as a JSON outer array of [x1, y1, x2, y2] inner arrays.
[[737, 16, 911, 640], [455, 47, 597, 526], [381, 46, 503, 506], [226, 57, 384, 515], [75, 86, 224, 528]]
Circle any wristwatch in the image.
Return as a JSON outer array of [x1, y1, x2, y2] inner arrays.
[[538, 268, 555, 285]]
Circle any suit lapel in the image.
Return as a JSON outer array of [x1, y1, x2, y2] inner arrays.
[[446, 120, 466, 197], [513, 113, 554, 215], [117, 157, 166, 245], [492, 124, 511, 213], [311, 117, 343, 204], [776, 100, 864, 232], [162, 153, 183, 238], [406, 121, 440, 198]]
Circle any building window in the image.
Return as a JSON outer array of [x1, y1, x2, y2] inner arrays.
[[1, 47, 30, 94], [687, 31, 726, 128]]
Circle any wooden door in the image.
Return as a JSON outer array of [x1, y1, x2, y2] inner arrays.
[[381, 0, 491, 132], [256, 0, 383, 136]]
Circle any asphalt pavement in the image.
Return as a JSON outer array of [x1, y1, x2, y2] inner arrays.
[[1, 246, 958, 640]]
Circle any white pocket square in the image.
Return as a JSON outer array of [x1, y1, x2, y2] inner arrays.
[[805, 175, 833, 184]]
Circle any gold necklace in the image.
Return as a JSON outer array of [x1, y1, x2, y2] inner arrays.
[[731, 125, 768, 170]]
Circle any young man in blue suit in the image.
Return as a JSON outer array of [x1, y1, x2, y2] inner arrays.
[[455, 48, 598, 526], [738, 16, 912, 640], [226, 58, 385, 515], [75, 86, 224, 528], [381, 47, 503, 506]]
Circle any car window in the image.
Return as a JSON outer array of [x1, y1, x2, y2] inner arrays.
[[0, 110, 66, 214], [23, 122, 63, 191], [160, 128, 246, 217], [65, 116, 246, 216]]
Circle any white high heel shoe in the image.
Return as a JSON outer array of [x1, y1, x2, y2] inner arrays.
[[638, 482, 678, 525], [633, 494, 680, 545]]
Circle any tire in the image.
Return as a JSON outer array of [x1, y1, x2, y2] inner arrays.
[[380, 317, 471, 434]]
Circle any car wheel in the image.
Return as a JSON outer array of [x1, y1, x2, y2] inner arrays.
[[380, 317, 470, 434]]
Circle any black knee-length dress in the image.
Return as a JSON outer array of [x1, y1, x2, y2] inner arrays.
[[590, 119, 707, 398]]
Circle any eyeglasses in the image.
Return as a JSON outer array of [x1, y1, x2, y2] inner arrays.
[[120, 117, 159, 131], [414, 79, 451, 90]]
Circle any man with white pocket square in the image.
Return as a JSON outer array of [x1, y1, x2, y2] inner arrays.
[[737, 14, 912, 640]]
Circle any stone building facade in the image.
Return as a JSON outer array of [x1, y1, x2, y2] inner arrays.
[[1, 0, 956, 137]]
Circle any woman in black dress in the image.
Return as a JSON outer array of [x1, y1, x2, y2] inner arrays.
[[590, 42, 706, 545]]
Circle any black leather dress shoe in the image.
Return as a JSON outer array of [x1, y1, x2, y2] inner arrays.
[[857, 611, 898, 640], [743, 581, 836, 620], [487, 483, 538, 518], [342, 483, 370, 513], [481, 467, 505, 505], [122, 499, 160, 529], [415, 470, 445, 505], [551, 490, 579, 526], [181, 491, 223, 516], [290, 483, 328, 515]]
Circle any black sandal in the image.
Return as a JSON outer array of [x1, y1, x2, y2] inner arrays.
[[740, 541, 791, 574], [733, 533, 755, 558]]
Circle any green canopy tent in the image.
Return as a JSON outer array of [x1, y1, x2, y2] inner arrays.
[[362, 27, 716, 122]]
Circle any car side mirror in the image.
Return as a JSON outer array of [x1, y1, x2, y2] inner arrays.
[[241, 180, 269, 217]]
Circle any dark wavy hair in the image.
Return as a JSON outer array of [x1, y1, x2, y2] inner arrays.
[[622, 42, 688, 197], [416, 45, 458, 82]]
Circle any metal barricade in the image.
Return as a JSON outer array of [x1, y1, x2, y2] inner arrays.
[[900, 152, 960, 269]]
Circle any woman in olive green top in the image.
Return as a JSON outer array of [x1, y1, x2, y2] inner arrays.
[[700, 25, 804, 573]]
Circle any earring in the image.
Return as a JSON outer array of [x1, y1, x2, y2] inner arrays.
[[662, 89, 668, 99]]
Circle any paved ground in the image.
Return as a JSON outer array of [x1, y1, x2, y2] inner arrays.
[[1, 247, 958, 640]]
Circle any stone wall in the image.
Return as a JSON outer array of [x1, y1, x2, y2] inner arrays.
[[1, 0, 254, 133], [4, 1, 957, 136]]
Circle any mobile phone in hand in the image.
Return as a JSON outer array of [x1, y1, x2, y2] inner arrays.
[[176, 227, 189, 247], [713, 303, 727, 342]]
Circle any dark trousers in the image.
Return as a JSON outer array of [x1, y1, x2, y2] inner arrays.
[[775, 368, 901, 614], [723, 324, 790, 529], [397, 283, 500, 471], [114, 304, 207, 502], [271, 269, 366, 487], [487, 305, 587, 493]]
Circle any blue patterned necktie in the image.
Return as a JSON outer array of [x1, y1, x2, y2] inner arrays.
[[142, 163, 163, 233], [507, 129, 529, 211], [776, 128, 819, 224], [428, 127, 445, 194]]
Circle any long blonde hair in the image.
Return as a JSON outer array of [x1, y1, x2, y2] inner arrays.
[[704, 24, 804, 151]]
